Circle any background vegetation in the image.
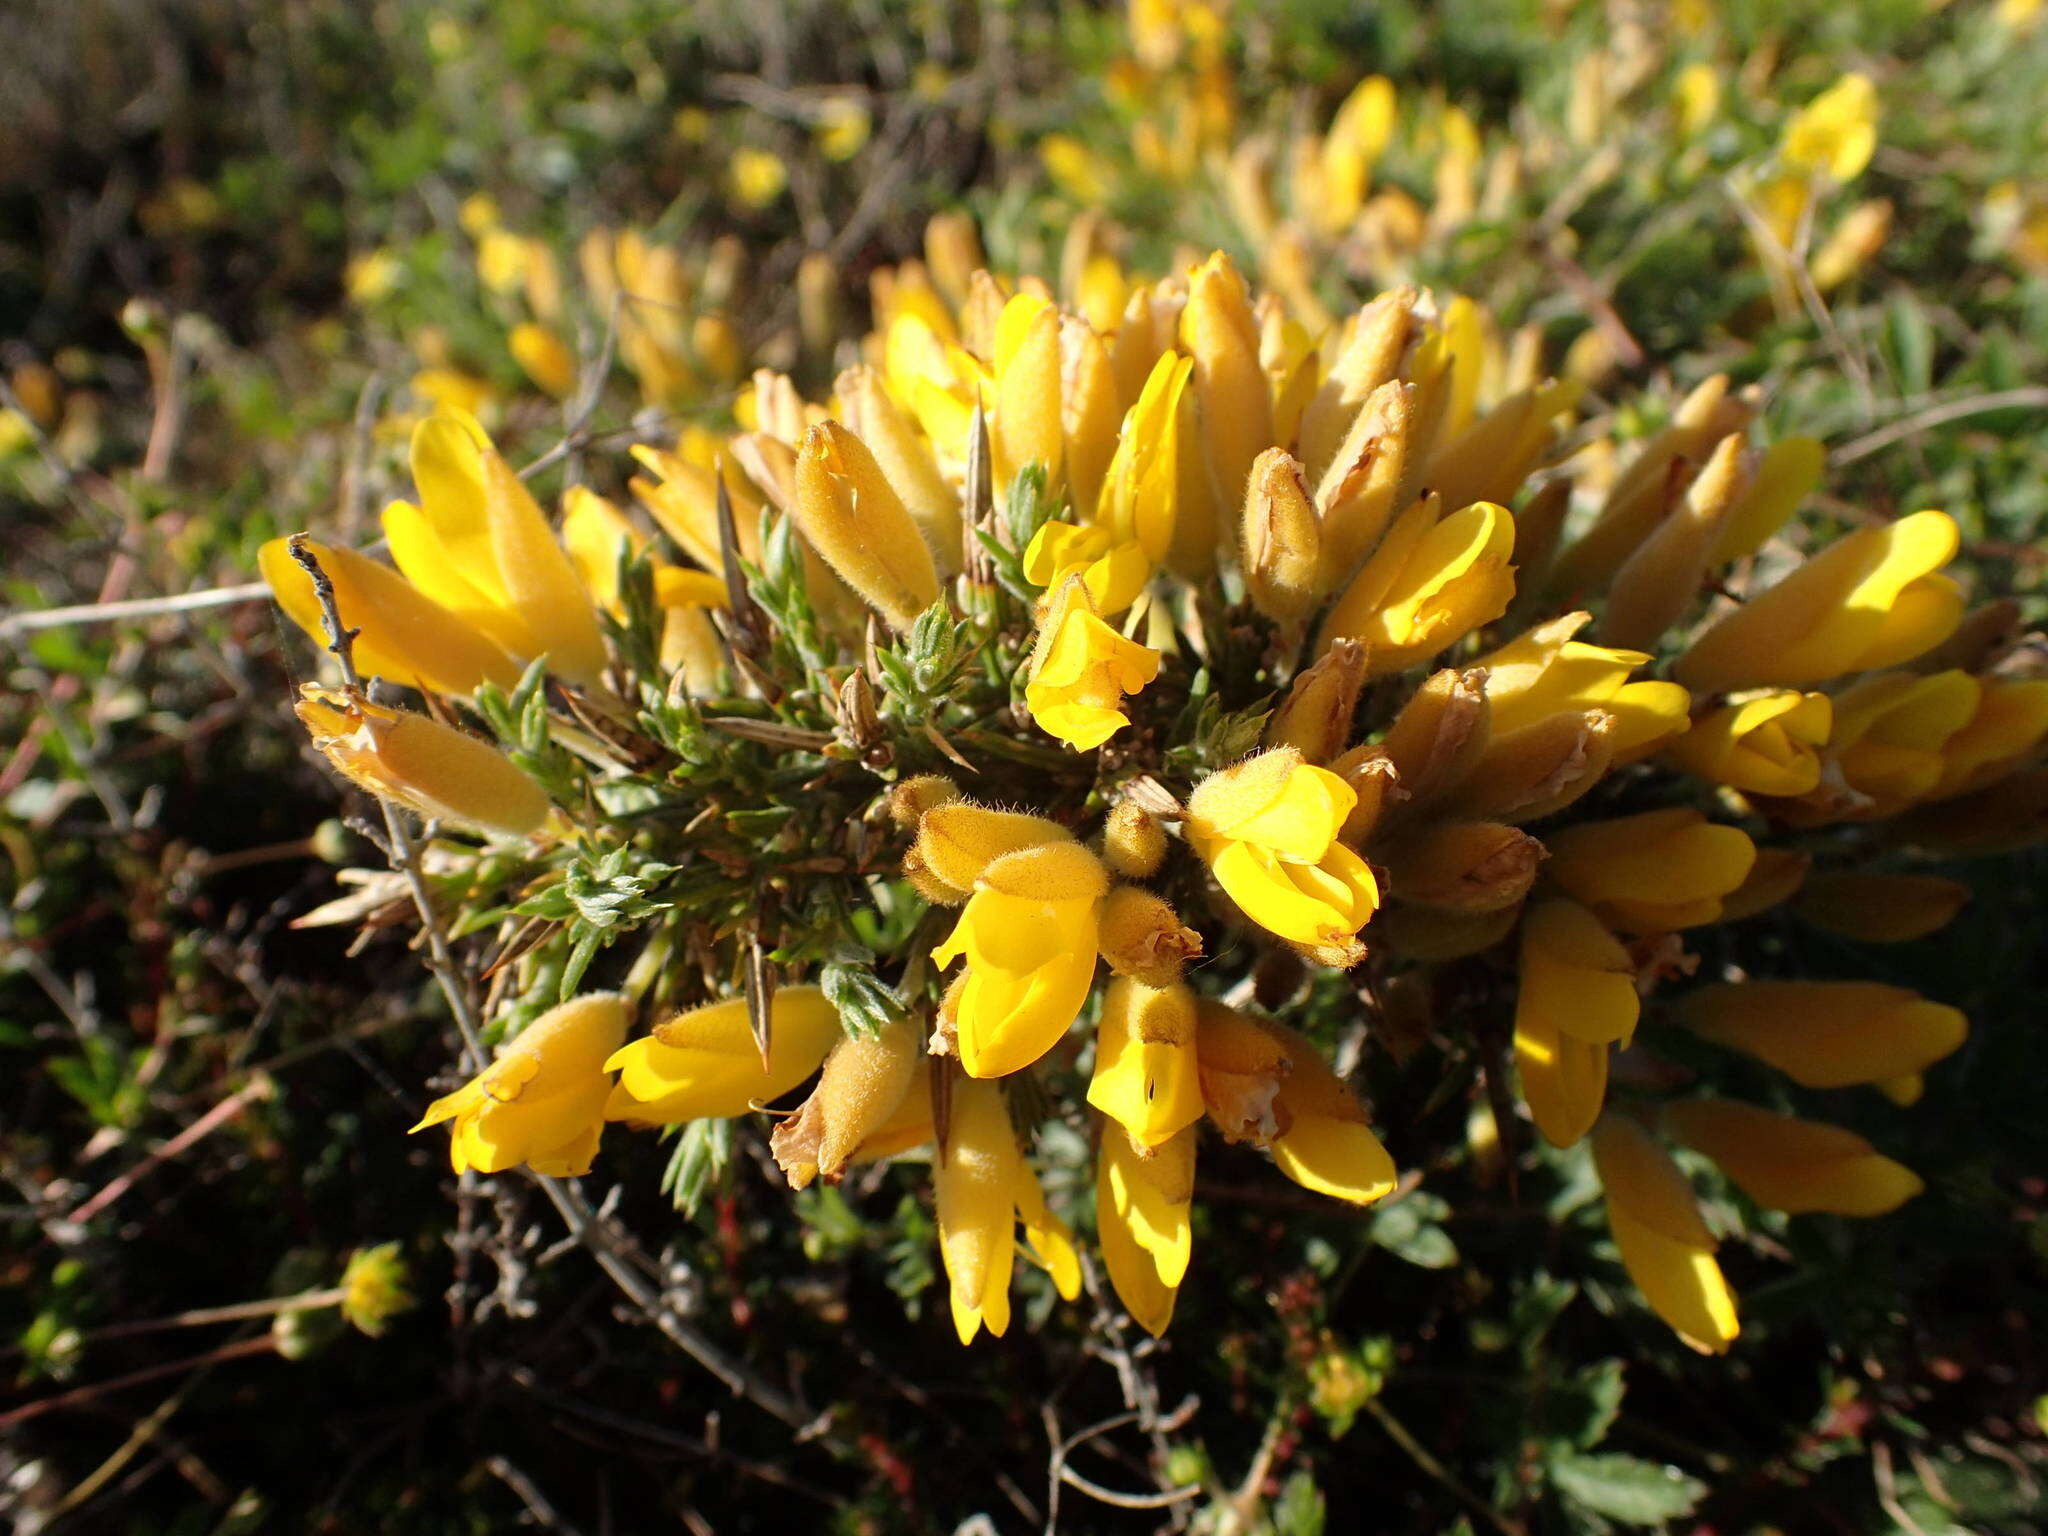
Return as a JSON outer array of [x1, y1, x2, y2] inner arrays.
[[4, 1, 2046, 1531]]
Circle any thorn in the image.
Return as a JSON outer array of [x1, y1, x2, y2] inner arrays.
[[745, 936, 775, 1073], [714, 458, 768, 656]]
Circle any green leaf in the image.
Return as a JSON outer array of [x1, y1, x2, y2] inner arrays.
[[1371, 1191, 1459, 1269], [1270, 1470, 1326, 1536], [821, 956, 909, 1038], [1535, 1358, 1628, 1452], [1547, 1452, 1705, 1526]]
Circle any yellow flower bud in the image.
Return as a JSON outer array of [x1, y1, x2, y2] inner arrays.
[[1677, 980, 1967, 1088], [1423, 380, 1579, 525], [1379, 667, 1491, 810], [1186, 748, 1379, 964], [1322, 498, 1517, 678], [1096, 887, 1203, 986], [1297, 285, 1414, 483], [1087, 977, 1203, 1148], [912, 801, 1069, 899], [605, 986, 842, 1125], [1600, 433, 1746, 650], [1101, 352, 1191, 564], [389, 412, 610, 687], [1312, 380, 1411, 594], [1241, 448, 1322, 621], [991, 292, 1065, 489], [1794, 872, 1970, 944], [339, 1243, 413, 1337], [1024, 575, 1162, 751], [293, 686, 547, 837], [1591, 1114, 1739, 1353], [413, 992, 628, 1175], [1709, 436, 1826, 565], [259, 538, 521, 696], [1450, 708, 1616, 823], [1166, 367, 1225, 579], [1544, 808, 1756, 934], [887, 773, 963, 831], [1328, 745, 1402, 844], [770, 1017, 922, 1189], [1097, 1123, 1195, 1338], [1063, 315, 1121, 517], [834, 366, 962, 572], [793, 421, 943, 632], [1811, 198, 1893, 293], [1675, 511, 1964, 692], [1381, 821, 1544, 913], [1101, 800, 1169, 879], [922, 210, 983, 307], [932, 839, 1108, 1078], [1267, 640, 1370, 766], [1666, 690, 1833, 797], [797, 250, 840, 359], [936, 1077, 1082, 1344], [1512, 899, 1633, 1148], [1179, 252, 1272, 514], [1717, 847, 1811, 921], [1665, 1099, 1922, 1217]]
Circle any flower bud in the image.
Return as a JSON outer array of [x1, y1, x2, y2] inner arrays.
[[912, 801, 1070, 898], [1591, 1114, 1739, 1353], [1666, 690, 1833, 797], [1717, 846, 1810, 920], [1676, 980, 1966, 1087], [1795, 872, 1969, 943], [1544, 808, 1756, 934], [294, 686, 548, 837], [509, 322, 577, 398], [1312, 379, 1410, 593], [888, 773, 963, 831], [1267, 640, 1368, 765], [770, 1017, 922, 1188], [1166, 369, 1225, 579], [1510, 479, 1572, 591], [1327, 745, 1401, 843], [796, 250, 839, 359], [1600, 432, 1746, 650], [1098, 1124, 1195, 1338], [1241, 448, 1322, 621], [922, 209, 983, 307], [992, 292, 1065, 488], [1062, 315, 1121, 516], [1513, 901, 1630, 1149], [835, 365, 963, 572], [1088, 978, 1203, 1148], [1380, 821, 1544, 913], [1926, 678, 2048, 801], [1297, 286, 1414, 482], [606, 986, 843, 1125], [1450, 708, 1615, 822], [1097, 887, 1203, 985], [1710, 436, 1826, 565], [1179, 252, 1272, 514], [1675, 510, 1963, 692], [793, 421, 943, 632], [1664, 1099, 1921, 1216], [1101, 801, 1168, 878], [1378, 667, 1491, 810]]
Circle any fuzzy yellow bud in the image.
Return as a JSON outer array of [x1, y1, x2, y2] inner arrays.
[[1097, 1124, 1195, 1338], [1327, 745, 1402, 843], [834, 366, 963, 573], [1266, 640, 1369, 765], [1381, 821, 1544, 913], [1088, 978, 1204, 1148], [413, 992, 628, 1175], [911, 801, 1070, 899], [1096, 887, 1203, 986], [1062, 315, 1121, 516], [294, 686, 547, 837], [1101, 801, 1169, 879], [992, 293, 1066, 489], [1665, 1099, 1922, 1217], [1666, 690, 1833, 798], [922, 211, 983, 306], [888, 774, 963, 831], [1451, 709, 1616, 823], [1297, 286, 1414, 482], [1241, 448, 1322, 621], [509, 322, 577, 399], [1312, 380, 1411, 593], [605, 986, 841, 1125], [1794, 872, 1970, 943], [1591, 1115, 1739, 1354], [770, 1017, 922, 1189], [1179, 252, 1273, 514], [1379, 667, 1490, 810], [793, 421, 943, 632], [1677, 980, 1967, 1088], [1675, 511, 1963, 692], [1600, 433, 1746, 651], [1544, 808, 1756, 934]]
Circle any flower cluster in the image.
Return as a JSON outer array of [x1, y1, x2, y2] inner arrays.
[[265, 226, 2043, 1355]]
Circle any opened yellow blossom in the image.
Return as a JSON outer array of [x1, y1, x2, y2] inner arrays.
[[1097, 1123, 1195, 1337], [413, 992, 628, 1176], [1782, 73, 1878, 182], [293, 685, 548, 837], [1677, 981, 1967, 1088], [1185, 747, 1379, 966], [936, 1077, 1082, 1344], [1666, 690, 1833, 797], [604, 987, 842, 1125], [1665, 1099, 1922, 1217], [1474, 613, 1690, 763], [1087, 977, 1204, 1150], [1022, 521, 1152, 616], [1513, 899, 1637, 1148], [1023, 574, 1162, 750], [1591, 1114, 1739, 1354], [1544, 808, 1755, 934], [1322, 498, 1517, 677]]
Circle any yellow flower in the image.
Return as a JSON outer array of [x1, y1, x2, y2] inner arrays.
[[1179, 252, 1273, 517], [1023, 575, 1162, 751], [935, 1077, 1081, 1344], [1803, 669, 1981, 817], [345, 249, 401, 304], [1666, 690, 1833, 797], [292, 685, 548, 837], [1794, 872, 1969, 944], [792, 420, 943, 632], [1782, 73, 1878, 182], [1672, 62, 1721, 138], [727, 147, 790, 208], [604, 986, 843, 1125], [1926, 678, 2048, 800], [1674, 510, 1963, 693], [1474, 612, 1691, 763], [1677, 981, 1967, 1088], [1185, 747, 1380, 966], [1021, 521, 1151, 616], [1513, 899, 1637, 1148], [1097, 1123, 1195, 1338], [1087, 977, 1204, 1150], [259, 538, 520, 696], [1095, 887, 1202, 985], [1040, 133, 1115, 205], [1101, 353, 1192, 563], [1665, 1099, 1922, 1217], [476, 228, 533, 296], [769, 1018, 922, 1188], [509, 322, 577, 398], [382, 411, 610, 687], [815, 96, 871, 160], [932, 838, 1106, 1079], [1591, 1114, 1739, 1354], [1321, 497, 1517, 678], [412, 992, 628, 1175], [1544, 808, 1756, 934], [1195, 1004, 1397, 1204], [559, 485, 726, 688]]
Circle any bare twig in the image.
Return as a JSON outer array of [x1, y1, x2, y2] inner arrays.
[[66, 1075, 275, 1226], [1831, 387, 2048, 467], [1363, 1396, 1524, 1536], [0, 583, 270, 643], [0, 1335, 277, 1431]]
